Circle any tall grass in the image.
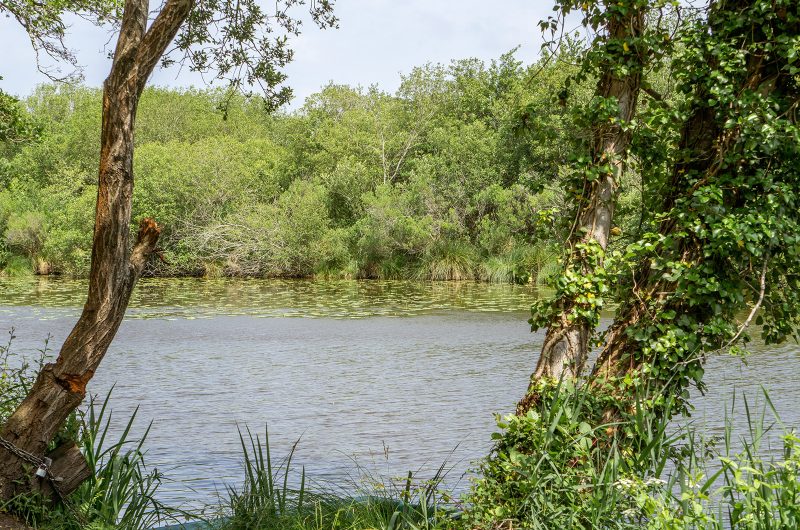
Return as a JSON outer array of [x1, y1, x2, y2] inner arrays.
[[643, 389, 800, 529], [416, 241, 476, 281], [465, 379, 669, 529], [72, 389, 176, 529], [3, 389, 177, 530], [214, 426, 455, 530], [481, 244, 559, 285]]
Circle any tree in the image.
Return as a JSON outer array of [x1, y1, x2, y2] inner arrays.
[[0, 0, 120, 81], [520, 0, 800, 420], [519, 0, 653, 389], [472, 2, 800, 525], [0, 87, 40, 146], [590, 0, 800, 414], [0, 0, 336, 502]]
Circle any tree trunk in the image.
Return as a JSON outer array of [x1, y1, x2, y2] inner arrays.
[[522, 5, 645, 398], [590, 0, 794, 406], [591, 104, 719, 382], [0, 0, 192, 502]]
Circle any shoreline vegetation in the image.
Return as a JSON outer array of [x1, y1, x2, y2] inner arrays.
[[0, 52, 600, 285]]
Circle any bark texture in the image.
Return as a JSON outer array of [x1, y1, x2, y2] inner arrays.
[[525, 7, 645, 389], [0, 0, 193, 502]]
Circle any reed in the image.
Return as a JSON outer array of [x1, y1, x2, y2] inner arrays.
[[214, 426, 455, 530]]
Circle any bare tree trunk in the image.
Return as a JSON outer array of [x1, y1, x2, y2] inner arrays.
[[0, 0, 193, 501], [520, 7, 645, 404]]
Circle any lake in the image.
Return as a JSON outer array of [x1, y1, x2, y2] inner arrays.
[[1, 277, 797, 509]]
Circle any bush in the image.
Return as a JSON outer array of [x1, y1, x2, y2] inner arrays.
[[464, 380, 663, 530], [4, 212, 45, 258], [466, 381, 800, 530]]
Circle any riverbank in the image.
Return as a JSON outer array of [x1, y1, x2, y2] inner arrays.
[[3, 387, 798, 530], [0, 246, 561, 286]]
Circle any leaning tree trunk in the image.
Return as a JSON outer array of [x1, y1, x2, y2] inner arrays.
[[520, 5, 645, 405], [0, 0, 193, 501], [591, 105, 720, 383]]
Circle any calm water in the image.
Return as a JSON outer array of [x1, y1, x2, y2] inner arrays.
[[1, 278, 798, 508]]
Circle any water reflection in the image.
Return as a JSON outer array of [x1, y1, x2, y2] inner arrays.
[[0, 277, 542, 319]]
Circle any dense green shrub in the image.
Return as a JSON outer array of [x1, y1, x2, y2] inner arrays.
[[465, 380, 800, 530], [0, 53, 574, 280]]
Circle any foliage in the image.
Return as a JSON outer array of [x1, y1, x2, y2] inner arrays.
[[0, 89, 41, 147], [589, 0, 800, 414], [465, 379, 676, 530], [467, 382, 800, 530], [174, 0, 338, 112], [521, 0, 800, 418], [527, 0, 682, 347], [0, 0, 119, 81], [0, 52, 572, 281]]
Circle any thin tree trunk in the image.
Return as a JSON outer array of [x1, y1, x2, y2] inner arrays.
[[0, 0, 192, 501], [520, 6, 645, 406]]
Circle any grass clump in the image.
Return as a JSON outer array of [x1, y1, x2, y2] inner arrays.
[[416, 241, 476, 281], [0, 255, 33, 277], [209, 426, 456, 530], [481, 244, 559, 285], [2, 391, 175, 530], [464, 379, 673, 530]]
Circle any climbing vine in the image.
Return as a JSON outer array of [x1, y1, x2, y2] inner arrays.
[[592, 0, 800, 415], [485, 3, 800, 527], [526, 0, 682, 380]]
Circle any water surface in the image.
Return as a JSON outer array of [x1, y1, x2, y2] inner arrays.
[[1, 278, 797, 508]]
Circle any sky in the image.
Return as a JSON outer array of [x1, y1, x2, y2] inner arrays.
[[0, 1, 552, 108]]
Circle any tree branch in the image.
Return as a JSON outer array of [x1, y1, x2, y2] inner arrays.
[[642, 85, 664, 102], [135, 0, 194, 94], [724, 254, 769, 349], [108, 0, 149, 85], [129, 217, 161, 279]]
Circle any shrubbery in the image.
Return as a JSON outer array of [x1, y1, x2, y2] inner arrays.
[[0, 53, 579, 281], [465, 380, 800, 530]]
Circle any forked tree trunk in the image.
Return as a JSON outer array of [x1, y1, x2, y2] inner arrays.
[[591, 5, 788, 387], [591, 104, 720, 383], [0, 0, 193, 501], [521, 6, 645, 397]]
